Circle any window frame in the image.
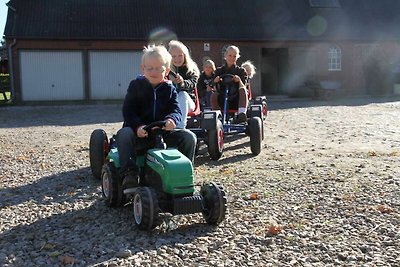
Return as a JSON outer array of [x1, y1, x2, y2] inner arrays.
[[328, 46, 342, 71]]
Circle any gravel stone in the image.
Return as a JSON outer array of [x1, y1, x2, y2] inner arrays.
[[1, 98, 399, 266]]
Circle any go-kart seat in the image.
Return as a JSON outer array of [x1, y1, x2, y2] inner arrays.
[[188, 87, 201, 117]]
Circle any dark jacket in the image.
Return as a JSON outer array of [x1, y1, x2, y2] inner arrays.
[[197, 71, 214, 99], [122, 75, 182, 131], [214, 64, 248, 98], [170, 65, 199, 102]]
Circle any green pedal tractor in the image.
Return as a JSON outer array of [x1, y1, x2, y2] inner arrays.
[[89, 121, 227, 230]]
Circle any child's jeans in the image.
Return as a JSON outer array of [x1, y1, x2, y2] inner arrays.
[[176, 91, 195, 129], [116, 126, 197, 175]]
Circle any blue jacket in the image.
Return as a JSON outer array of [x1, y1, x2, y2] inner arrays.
[[122, 75, 182, 131]]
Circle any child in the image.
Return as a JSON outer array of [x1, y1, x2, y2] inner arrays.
[[197, 59, 216, 108], [168, 40, 200, 128], [211, 45, 248, 123], [117, 44, 197, 190], [241, 60, 257, 100]]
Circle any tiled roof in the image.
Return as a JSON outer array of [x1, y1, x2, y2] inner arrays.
[[4, 0, 400, 41]]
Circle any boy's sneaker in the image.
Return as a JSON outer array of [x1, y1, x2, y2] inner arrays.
[[233, 113, 247, 124], [122, 173, 139, 189]]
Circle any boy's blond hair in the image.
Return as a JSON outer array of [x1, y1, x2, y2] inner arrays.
[[203, 59, 216, 71], [142, 44, 172, 68], [241, 60, 257, 78], [224, 45, 241, 59], [168, 40, 200, 76]]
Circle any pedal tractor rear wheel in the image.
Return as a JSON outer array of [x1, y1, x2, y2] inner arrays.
[[201, 182, 227, 225], [248, 117, 262, 155], [102, 163, 124, 207], [89, 129, 108, 179], [132, 187, 160, 230], [207, 120, 224, 160]]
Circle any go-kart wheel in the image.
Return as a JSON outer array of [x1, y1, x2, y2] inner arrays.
[[132, 187, 160, 230], [207, 120, 224, 160], [201, 182, 227, 225], [89, 129, 108, 179], [102, 163, 124, 207], [248, 117, 262, 155]]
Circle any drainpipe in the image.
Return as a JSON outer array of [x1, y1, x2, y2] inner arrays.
[[8, 38, 16, 102], [6, 2, 17, 102]]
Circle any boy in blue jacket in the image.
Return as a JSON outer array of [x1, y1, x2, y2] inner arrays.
[[116, 44, 197, 190]]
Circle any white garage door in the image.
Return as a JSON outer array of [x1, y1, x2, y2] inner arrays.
[[20, 51, 84, 101], [89, 51, 142, 100]]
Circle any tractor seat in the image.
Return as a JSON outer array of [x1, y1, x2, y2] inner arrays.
[[188, 87, 201, 117]]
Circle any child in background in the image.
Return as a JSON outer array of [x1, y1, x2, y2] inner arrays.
[[197, 59, 216, 108], [211, 45, 248, 123], [241, 60, 257, 100], [168, 40, 200, 128], [117, 44, 197, 190]]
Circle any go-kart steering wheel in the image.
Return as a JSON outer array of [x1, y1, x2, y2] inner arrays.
[[219, 74, 235, 86]]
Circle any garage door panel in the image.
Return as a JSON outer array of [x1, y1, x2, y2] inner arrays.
[[89, 51, 141, 100], [20, 51, 84, 101]]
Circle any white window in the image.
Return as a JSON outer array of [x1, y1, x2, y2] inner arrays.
[[328, 46, 342, 71]]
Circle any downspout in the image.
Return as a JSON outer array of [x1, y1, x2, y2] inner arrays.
[[8, 38, 16, 102], [6, 2, 17, 102]]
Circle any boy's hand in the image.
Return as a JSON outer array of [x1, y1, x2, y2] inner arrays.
[[163, 119, 176, 131], [137, 125, 148, 138], [233, 75, 241, 83], [213, 76, 221, 84], [206, 85, 213, 92]]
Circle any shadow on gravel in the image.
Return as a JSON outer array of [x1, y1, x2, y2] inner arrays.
[[0, 168, 219, 266], [0, 104, 123, 128], [195, 134, 255, 166], [0, 167, 95, 208], [268, 95, 400, 111]]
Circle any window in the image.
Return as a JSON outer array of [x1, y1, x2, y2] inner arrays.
[[309, 0, 341, 8], [328, 46, 342, 71]]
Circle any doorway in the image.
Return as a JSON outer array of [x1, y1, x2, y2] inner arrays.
[[261, 48, 289, 95]]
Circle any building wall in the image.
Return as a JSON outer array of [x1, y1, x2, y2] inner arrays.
[[7, 39, 400, 102]]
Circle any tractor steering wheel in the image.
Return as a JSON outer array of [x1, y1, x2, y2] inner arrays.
[[143, 121, 167, 132], [143, 121, 167, 149]]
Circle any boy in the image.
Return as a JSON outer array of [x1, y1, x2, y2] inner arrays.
[[211, 45, 248, 123], [116, 44, 197, 190]]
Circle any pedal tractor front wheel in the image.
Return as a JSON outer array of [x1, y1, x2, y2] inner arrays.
[[132, 187, 160, 230], [102, 163, 124, 207], [201, 182, 227, 225], [89, 129, 108, 179]]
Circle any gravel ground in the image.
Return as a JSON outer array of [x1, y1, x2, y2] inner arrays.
[[0, 97, 399, 267]]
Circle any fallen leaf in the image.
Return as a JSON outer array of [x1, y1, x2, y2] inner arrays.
[[268, 224, 283, 235], [59, 255, 75, 265], [49, 251, 61, 257], [377, 204, 393, 213], [16, 156, 27, 161], [249, 193, 258, 200], [40, 243, 56, 250]]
